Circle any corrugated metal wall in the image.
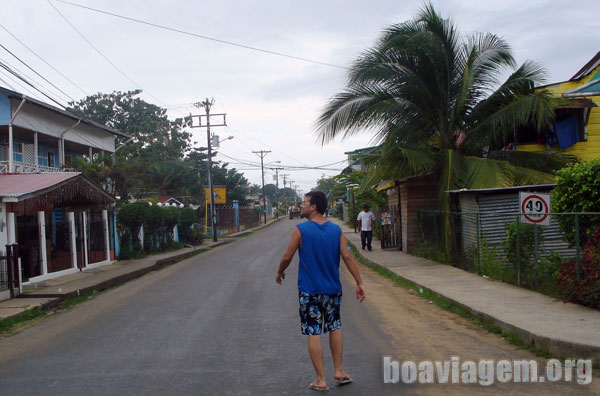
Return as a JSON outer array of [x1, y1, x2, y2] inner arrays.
[[462, 192, 576, 264]]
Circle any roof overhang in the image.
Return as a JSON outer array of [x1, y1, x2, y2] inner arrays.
[[1, 87, 130, 139], [0, 173, 114, 215], [447, 184, 556, 194], [562, 79, 600, 98], [556, 98, 598, 108]]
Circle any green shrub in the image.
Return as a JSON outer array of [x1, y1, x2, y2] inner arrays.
[[190, 227, 204, 246], [558, 227, 600, 309], [476, 241, 511, 282], [414, 241, 449, 264], [527, 252, 561, 297], [118, 202, 151, 247], [178, 207, 197, 243], [552, 158, 600, 246], [503, 219, 543, 268]]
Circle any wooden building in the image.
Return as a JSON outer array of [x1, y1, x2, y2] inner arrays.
[[516, 51, 600, 161], [377, 175, 439, 252]]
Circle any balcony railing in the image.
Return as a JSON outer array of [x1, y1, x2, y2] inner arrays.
[[0, 160, 75, 174]]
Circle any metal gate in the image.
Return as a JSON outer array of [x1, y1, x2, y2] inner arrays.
[[380, 205, 401, 250], [0, 244, 20, 298]]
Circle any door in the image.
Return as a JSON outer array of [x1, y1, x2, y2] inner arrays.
[[47, 151, 55, 168]]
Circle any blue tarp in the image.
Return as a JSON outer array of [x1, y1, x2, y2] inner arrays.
[[555, 114, 578, 149]]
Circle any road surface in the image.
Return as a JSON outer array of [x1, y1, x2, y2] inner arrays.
[[0, 219, 597, 395]]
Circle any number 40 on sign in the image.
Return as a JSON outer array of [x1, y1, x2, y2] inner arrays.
[[519, 192, 551, 226]]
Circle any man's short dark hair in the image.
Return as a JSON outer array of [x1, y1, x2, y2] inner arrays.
[[363, 204, 369, 210], [305, 191, 327, 215]]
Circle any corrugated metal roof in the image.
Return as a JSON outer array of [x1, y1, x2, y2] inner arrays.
[[570, 51, 600, 81], [0, 173, 80, 197], [0, 86, 131, 139], [447, 184, 555, 194]]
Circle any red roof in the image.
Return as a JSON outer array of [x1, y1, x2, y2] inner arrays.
[[0, 173, 80, 197], [571, 51, 600, 81], [157, 196, 172, 203]]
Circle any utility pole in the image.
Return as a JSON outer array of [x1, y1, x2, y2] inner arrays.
[[191, 98, 227, 242], [282, 174, 288, 189], [253, 150, 271, 224], [271, 167, 284, 219]]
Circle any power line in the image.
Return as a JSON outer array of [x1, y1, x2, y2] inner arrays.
[[46, 0, 167, 106], [0, 59, 67, 107], [55, 0, 349, 70], [217, 151, 345, 171], [0, 22, 88, 97], [0, 43, 74, 102], [0, 53, 73, 104], [225, 125, 306, 166]]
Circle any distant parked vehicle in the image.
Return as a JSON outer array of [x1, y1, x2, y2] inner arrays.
[[288, 201, 301, 219]]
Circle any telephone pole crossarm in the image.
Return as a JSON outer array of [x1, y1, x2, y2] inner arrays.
[[191, 98, 227, 242]]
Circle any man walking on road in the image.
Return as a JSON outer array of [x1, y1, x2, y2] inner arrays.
[[357, 204, 376, 251], [276, 191, 366, 391]]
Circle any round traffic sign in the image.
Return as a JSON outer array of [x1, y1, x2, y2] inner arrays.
[[521, 194, 549, 224]]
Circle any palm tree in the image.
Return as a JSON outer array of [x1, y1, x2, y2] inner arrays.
[[316, 3, 571, 210]]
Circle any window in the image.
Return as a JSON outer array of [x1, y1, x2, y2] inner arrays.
[[14, 143, 23, 154], [64, 155, 71, 166], [516, 108, 586, 148]]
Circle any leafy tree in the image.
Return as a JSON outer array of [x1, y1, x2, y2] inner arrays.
[[68, 90, 194, 200], [263, 184, 278, 202], [552, 158, 600, 246], [315, 4, 571, 210], [68, 90, 191, 162], [118, 202, 150, 248], [211, 163, 251, 204]]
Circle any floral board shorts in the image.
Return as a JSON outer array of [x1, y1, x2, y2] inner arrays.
[[298, 291, 342, 335]]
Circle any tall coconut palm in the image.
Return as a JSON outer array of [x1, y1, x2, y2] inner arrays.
[[316, 3, 571, 210]]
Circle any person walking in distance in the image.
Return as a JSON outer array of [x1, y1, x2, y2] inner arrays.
[[357, 204, 376, 251], [276, 191, 366, 391]]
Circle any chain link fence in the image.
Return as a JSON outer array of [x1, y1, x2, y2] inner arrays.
[[417, 210, 600, 297]]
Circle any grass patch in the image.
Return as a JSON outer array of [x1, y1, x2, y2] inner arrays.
[[346, 239, 559, 360], [233, 231, 254, 238], [0, 290, 102, 338]]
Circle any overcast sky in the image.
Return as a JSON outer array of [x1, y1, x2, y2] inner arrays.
[[1, 0, 598, 195]]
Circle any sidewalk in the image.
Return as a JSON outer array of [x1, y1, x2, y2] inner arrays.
[[0, 218, 280, 321], [330, 217, 600, 362]]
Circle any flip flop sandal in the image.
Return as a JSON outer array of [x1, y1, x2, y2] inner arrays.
[[334, 376, 353, 386], [309, 383, 330, 391]]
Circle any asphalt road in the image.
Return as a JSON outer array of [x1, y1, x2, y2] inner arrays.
[[0, 219, 598, 395]]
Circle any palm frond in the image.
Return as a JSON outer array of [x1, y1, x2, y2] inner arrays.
[[461, 156, 512, 189], [487, 150, 576, 173], [508, 165, 556, 185]]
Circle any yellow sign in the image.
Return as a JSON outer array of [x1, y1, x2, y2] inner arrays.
[[204, 187, 226, 204]]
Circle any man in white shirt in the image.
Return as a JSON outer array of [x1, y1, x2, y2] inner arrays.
[[357, 204, 376, 251]]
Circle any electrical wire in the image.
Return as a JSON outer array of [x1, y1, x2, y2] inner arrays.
[[54, 0, 349, 70], [0, 43, 75, 102], [0, 59, 67, 107], [46, 0, 168, 106], [0, 54, 73, 104], [0, 22, 89, 97]]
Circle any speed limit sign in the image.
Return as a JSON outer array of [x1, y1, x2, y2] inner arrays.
[[519, 192, 551, 226]]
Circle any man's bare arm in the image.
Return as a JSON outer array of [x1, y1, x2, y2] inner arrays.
[[276, 226, 301, 284], [340, 234, 366, 302]]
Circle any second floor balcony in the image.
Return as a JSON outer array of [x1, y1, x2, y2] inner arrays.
[[0, 160, 74, 173]]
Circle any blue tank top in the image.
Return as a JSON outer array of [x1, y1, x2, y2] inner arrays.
[[296, 220, 342, 295]]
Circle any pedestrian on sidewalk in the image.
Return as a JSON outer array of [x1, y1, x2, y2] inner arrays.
[[357, 204, 376, 251], [276, 191, 366, 391]]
